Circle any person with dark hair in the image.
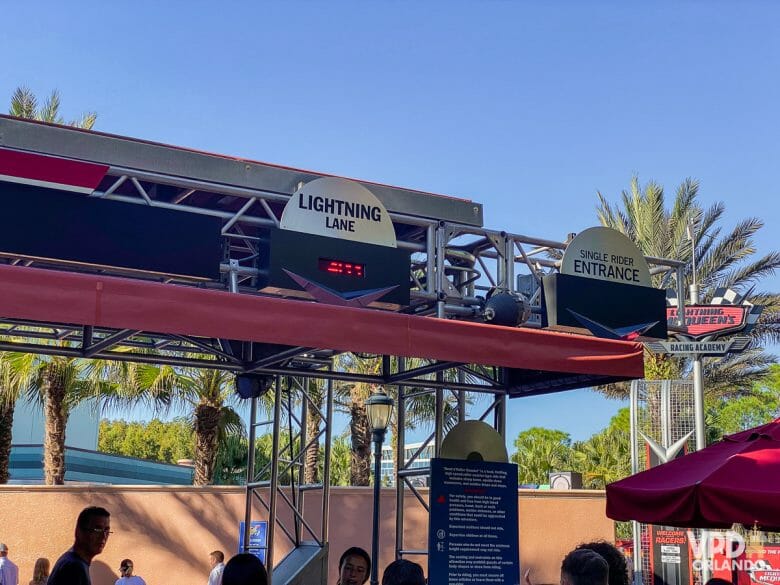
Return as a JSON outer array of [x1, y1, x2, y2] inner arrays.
[[381, 559, 425, 585], [48, 506, 111, 585], [115, 558, 146, 585], [561, 548, 609, 585], [337, 547, 371, 585], [208, 551, 226, 585], [576, 541, 629, 585], [221, 553, 268, 585]]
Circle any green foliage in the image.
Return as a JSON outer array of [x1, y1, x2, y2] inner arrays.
[[511, 427, 573, 485], [9, 86, 97, 129], [596, 176, 780, 398], [705, 364, 780, 444], [571, 408, 632, 489], [99, 418, 194, 463], [325, 436, 352, 486], [510, 411, 633, 489]]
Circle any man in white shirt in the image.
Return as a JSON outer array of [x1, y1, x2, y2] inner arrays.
[[0, 543, 19, 585], [208, 551, 225, 585]]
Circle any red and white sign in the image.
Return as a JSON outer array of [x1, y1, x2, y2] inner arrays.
[[0, 147, 108, 194], [666, 305, 749, 339]]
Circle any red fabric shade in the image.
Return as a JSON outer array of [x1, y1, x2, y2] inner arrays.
[[0, 264, 644, 380], [606, 418, 780, 531]]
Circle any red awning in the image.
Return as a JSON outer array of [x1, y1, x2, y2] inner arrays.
[[0, 264, 643, 379], [606, 419, 780, 531]]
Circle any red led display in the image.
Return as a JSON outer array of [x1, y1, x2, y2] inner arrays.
[[318, 258, 365, 278]]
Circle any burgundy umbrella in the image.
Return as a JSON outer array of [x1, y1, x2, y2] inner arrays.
[[606, 418, 780, 531]]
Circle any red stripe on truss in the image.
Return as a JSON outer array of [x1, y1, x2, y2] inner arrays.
[[0, 264, 644, 377], [0, 147, 108, 192]]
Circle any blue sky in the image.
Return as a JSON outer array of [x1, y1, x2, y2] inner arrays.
[[3, 2, 779, 444]]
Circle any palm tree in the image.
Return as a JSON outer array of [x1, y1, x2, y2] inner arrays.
[[302, 377, 325, 485], [0, 354, 26, 483], [7, 353, 131, 484], [596, 177, 780, 398], [129, 365, 244, 486], [9, 86, 97, 129], [510, 427, 573, 485], [333, 354, 466, 486]]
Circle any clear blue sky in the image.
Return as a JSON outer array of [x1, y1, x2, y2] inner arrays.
[[4, 2, 779, 443]]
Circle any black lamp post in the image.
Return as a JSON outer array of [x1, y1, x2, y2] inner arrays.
[[366, 389, 394, 585]]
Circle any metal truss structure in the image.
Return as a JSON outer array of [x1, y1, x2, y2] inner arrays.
[[0, 117, 689, 583]]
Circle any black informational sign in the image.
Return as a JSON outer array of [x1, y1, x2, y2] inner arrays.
[[428, 458, 519, 585], [650, 527, 692, 585]]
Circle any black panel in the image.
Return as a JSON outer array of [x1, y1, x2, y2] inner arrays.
[[0, 182, 222, 279], [542, 273, 667, 339], [506, 367, 637, 397], [259, 227, 411, 306]]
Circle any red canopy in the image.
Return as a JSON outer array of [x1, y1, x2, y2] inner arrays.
[[606, 418, 780, 531], [0, 264, 643, 389]]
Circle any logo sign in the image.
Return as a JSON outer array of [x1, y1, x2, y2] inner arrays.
[[666, 305, 749, 339], [560, 227, 652, 287], [646, 338, 752, 356], [238, 520, 268, 565], [280, 177, 397, 247], [754, 571, 780, 585]]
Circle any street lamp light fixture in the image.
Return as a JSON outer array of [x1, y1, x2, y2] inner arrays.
[[366, 389, 394, 438], [365, 388, 394, 585]]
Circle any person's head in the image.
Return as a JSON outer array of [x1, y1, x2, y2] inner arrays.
[[382, 559, 425, 585], [119, 558, 134, 577], [222, 553, 268, 585], [561, 548, 609, 585], [210, 550, 225, 568], [74, 506, 111, 561], [0, 543, 7, 558], [576, 542, 628, 585], [338, 547, 371, 585], [33, 558, 51, 581]]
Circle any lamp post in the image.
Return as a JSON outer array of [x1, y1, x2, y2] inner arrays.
[[366, 389, 394, 585]]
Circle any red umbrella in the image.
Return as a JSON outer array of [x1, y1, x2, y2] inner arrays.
[[606, 418, 780, 531]]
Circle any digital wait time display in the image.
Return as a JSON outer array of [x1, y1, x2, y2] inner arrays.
[[318, 258, 365, 278]]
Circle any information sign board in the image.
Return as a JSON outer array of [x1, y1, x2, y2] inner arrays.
[[428, 458, 519, 585], [238, 520, 268, 565]]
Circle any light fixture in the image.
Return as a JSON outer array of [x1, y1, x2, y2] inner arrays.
[[366, 389, 394, 437], [365, 388, 394, 585]]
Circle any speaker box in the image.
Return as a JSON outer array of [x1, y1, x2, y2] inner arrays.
[[235, 374, 274, 399], [549, 471, 583, 490]]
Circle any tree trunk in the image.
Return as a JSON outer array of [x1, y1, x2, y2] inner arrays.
[[303, 379, 322, 485], [0, 399, 15, 484], [194, 403, 222, 486], [349, 394, 371, 486], [42, 363, 68, 485]]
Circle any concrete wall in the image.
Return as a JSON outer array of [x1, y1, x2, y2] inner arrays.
[[0, 485, 612, 585]]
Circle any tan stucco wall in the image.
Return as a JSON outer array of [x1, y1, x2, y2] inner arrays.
[[0, 486, 612, 585]]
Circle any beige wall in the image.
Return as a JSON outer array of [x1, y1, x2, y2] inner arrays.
[[0, 486, 612, 585]]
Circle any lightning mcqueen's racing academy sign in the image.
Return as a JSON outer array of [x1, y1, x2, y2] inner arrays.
[[645, 292, 762, 357]]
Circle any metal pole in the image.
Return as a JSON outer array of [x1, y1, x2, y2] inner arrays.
[[266, 375, 283, 585], [371, 429, 385, 585], [321, 374, 333, 542], [242, 396, 258, 553], [629, 381, 642, 585], [689, 281, 710, 582], [395, 358, 406, 560]]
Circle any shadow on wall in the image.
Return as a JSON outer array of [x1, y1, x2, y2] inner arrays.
[[91, 560, 117, 585], [69, 489, 238, 585]]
